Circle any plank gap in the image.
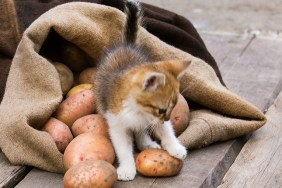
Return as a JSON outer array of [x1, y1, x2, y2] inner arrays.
[[239, 34, 255, 56], [263, 78, 282, 112], [0, 166, 31, 188], [200, 139, 246, 188]]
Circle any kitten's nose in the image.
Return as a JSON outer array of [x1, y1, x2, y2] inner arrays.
[[164, 116, 170, 121]]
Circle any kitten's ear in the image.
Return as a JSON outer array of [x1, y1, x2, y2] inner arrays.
[[156, 60, 190, 78], [143, 72, 166, 91]]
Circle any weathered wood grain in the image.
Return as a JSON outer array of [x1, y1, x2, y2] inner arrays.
[[219, 90, 282, 188], [199, 33, 253, 70], [0, 152, 31, 188], [223, 37, 282, 110], [15, 169, 63, 188], [202, 34, 282, 110], [151, 140, 245, 188], [141, 0, 282, 36]]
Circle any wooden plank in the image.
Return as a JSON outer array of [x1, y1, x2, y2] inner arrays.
[[151, 140, 244, 188], [223, 37, 282, 110], [15, 169, 63, 188], [219, 91, 282, 188], [0, 152, 31, 188], [199, 33, 253, 71], [141, 0, 282, 36]]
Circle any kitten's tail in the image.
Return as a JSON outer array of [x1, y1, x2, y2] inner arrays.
[[124, 0, 142, 44]]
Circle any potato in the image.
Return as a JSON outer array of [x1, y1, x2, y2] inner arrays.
[[42, 118, 73, 153], [170, 94, 190, 136], [136, 149, 183, 177], [53, 62, 74, 95], [64, 159, 117, 188], [55, 90, 96, 127], [66, 84, 93, 98], [72, 114, 109, 138], [61, 42, 89, 72], [79, 67, 97, 84], [63, 132, 115, 170]]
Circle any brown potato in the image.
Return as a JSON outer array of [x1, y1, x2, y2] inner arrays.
[[170, 94, 190, 136], [53, 62, 74, 95], [66, 84, 93, 98], [61, 42, 89, 72], [71, 114, 109, 138], [79, 67, 97, 84], [63, 132, 115, 170], [64, 159, 117, 188], [136, 149, 183, 177], [42, 118, 73, 153], [55, 90, 96, 127]]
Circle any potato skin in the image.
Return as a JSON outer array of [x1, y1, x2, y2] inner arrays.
[[63, 132, 115, 170], [53, 62, 74, 95], [42, 118, 73, 153], [61, 42, 89, 72], [170, 94, 190, 136], [64, 159, 117, 188], [136, 149, 183, 177], [55, 90, 96, 127], [66, 84, 93, 98], [71, 114, 109, 138], [79, 67, 97, 84]]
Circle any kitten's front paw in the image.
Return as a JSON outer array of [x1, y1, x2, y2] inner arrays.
[[149, 141, 161, 149], [117, 165, 136, 181], [138, 141, 161, 151], [166, 144, 187, 160]]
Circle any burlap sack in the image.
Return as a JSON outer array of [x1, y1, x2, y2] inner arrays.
[[0, 2, 266, 173]]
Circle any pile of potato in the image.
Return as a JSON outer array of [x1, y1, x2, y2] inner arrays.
[[42, 44, 190, 187], [43, 49, 117, 187]]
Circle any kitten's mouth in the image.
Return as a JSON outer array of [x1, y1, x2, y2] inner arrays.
[[154, 119, 165, 125]]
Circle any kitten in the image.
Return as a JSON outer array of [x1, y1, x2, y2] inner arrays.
[[95, 0, 189, 181]]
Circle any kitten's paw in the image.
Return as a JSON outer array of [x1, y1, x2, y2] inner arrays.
[[117, 165, 136, 181], [149, 141, 161, 149], [138, 141, 161, 151], [166, 144, 187, 160]]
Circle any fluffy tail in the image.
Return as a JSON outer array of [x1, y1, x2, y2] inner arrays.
[[124, 0, 142, 44]]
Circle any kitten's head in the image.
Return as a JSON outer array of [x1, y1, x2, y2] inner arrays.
[[129, 60, 190, 124]]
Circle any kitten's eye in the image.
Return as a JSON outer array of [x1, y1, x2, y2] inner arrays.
[[158, 108, 167, 115]]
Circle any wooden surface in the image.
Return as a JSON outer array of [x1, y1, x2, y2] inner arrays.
[[0, 152, 31, 188], [219, 91, 282, 188], [15, 169, 63, 188], [13, 32, 282, 188], [141, 0, 282, 37], [202, 34, 282, 111], [2, 0, 282, 187]]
